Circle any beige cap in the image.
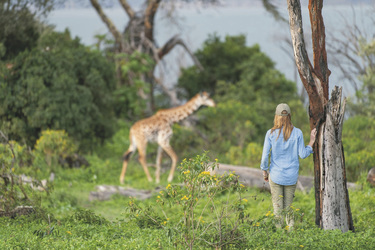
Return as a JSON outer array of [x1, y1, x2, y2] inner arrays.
[[275, 103, 291, 116]]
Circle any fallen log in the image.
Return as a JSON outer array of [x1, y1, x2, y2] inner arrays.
[[212, 163, 358, 193]]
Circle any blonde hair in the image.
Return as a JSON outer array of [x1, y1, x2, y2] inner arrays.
[[271, 111, 293, 141]]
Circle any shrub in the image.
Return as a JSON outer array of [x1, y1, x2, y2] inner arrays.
[[342, 116, 375, 182], [0, 30, 116, 151], [33, 129, 77, 170], [0, 131, 43, 214], [225, 142, 263, 167], [68, 208, 108, 225]]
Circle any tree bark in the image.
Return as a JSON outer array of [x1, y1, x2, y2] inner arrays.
[[286, 0, 354, 232], [321, 87, 354, 231]]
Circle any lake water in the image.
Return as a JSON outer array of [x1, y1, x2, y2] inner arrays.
[[48, 4, 374, 98]]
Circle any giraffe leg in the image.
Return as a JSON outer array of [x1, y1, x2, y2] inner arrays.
[[120, 149, 134, 184], [137, 143, 153, 182], [155, 146, 163, 184], [160, 144, 178, 182]]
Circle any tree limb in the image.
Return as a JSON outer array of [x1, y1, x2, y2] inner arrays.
[[261, 0, 288, 23], [286, 0, 314, 89], [158, 35, 203, 71], [119, 0, 135, 18], [287, 0, 325, 127], [144, 0, 161, 40], [153, 77, 180, 106], [309, 0, 329, 100], [89, 0, 125, 51]]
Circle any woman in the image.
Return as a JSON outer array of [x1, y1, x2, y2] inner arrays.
[[260, 103, 317, 229]]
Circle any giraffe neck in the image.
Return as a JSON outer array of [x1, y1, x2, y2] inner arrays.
[[156, 95, 202, 123]]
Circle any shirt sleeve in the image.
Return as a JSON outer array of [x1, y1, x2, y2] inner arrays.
[[260, 130, 271, 171], [298, 130, 313, 159]]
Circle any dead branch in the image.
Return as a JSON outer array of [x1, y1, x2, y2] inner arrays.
[[158, 35, 203, 71], [119, 0, 135, 18], [309, 0, 330, 97], [144, 0, 162, 40], [89, 0, 125, 51]]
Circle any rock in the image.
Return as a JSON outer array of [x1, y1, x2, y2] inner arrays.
[[49, 172, 55, 182], [1, 174, 49, 191], [89, 185, 161, 201], [211, 163, 358, 193], [367, 167, 375, 187]]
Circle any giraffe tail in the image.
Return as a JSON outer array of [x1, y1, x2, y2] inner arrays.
[[122, 133, 138, 163], [123, 151, 133, 161]]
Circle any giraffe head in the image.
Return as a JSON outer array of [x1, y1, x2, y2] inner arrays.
[[199, 91, 216, 107]]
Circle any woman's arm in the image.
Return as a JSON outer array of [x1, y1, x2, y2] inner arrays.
[[260, 130, 271, 171], [260, 131, 271, 182]]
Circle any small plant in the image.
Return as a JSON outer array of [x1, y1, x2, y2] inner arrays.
[[126, 152, 251, 249], [126, 200, 164, 229], [33, 214, 58, 238], [69, 208, 108, 225]]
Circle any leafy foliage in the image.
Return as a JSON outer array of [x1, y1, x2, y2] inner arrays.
[[68, 208, 108, 225], [0, 0, 57, 60], [113, 51, 154, 120], [33, 129, 78, 175], [0, 131, 42, 214], [177, 34, 261, 98], [0, 7, 40, 60], [342, 116, 375, 182], [0, 30, 116, 151], [348, 38, 375, 117]]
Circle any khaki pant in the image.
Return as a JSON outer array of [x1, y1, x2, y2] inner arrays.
[[269, 179, 297, 229]]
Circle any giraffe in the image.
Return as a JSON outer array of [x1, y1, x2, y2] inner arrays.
[[120, 92, 216, 184]]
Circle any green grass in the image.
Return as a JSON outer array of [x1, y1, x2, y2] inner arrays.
[[1, 152, 375, 249]]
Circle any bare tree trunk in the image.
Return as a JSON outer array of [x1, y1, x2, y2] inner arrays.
[[286, 0, 354, 232], [321, 87, 354, 231]]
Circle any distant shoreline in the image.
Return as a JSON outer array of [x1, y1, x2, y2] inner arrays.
[[55, 0, 374, 10]]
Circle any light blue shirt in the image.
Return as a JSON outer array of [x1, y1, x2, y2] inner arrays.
[[260, 127, 313, 186]]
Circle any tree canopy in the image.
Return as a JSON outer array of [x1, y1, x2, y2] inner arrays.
[[0, 30, 116, 150], [0, 0, 59, 60]]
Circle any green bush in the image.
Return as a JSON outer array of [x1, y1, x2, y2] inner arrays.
[[0, 132, 43, 214], [68, 208, 108, 225], [177, 34, 265, 98], [0, 29, 116, 151], [342, 116, 375, 182], [225, 142, 263, 167], [34, 129, 77, 168], [0, 139, 33, 170]]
